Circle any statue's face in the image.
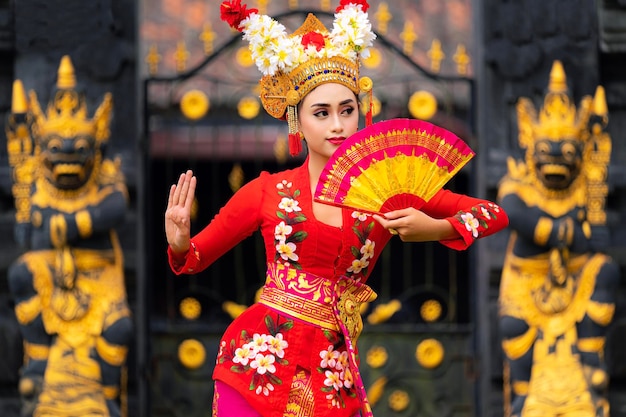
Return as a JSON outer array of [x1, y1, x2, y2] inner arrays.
[[40, 133, 97, 190], [533, 138, 583, 190]]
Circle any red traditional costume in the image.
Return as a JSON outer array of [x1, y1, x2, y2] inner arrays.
[[168, 159, 508, 417], [167, 1, 509, 416]]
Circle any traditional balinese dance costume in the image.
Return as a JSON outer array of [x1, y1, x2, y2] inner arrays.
[[169, 162, 508, 416], [168, 1, 509, 416]]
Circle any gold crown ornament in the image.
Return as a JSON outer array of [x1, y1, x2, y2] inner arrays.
[[516, 60, 592, 150], [220, 0, 376, 156], [29, 55, 113, 145]]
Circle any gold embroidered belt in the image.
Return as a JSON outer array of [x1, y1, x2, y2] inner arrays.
[[259, 262, 377, 338], [259, 262, 377, 417]]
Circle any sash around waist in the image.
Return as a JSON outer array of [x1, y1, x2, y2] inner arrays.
[[258, 263, 377, 333]]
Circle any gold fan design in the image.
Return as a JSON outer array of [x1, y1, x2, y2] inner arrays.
[[314, 118, 475, 214]]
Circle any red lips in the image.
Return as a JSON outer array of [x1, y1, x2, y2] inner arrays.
[[327, 137, 345, 145]]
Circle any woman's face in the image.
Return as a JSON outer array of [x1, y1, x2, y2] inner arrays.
[[298, 83, 359, 161]]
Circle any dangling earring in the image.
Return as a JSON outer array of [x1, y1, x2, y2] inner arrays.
[[287, 105, 303, 156], [359, 76, 374, 127]]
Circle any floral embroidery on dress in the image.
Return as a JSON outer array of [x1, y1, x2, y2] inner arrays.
[[218, 314, 293, 396], [317, 344, 356, 409], [456, 203, 503, 239], [274, 180, 308, 269], [346, 211, 375, 278]]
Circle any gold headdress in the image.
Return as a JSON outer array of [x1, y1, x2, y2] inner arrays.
[[220, 0, 376, 155]]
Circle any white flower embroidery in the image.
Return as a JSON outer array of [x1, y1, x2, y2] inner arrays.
[[278, 197, 301, 213], [222, 316, 292, 398], [273, 179, 307, 268], [250, 353, 276, 375], [347, 257, 370, 274], [461, 212, 480, 237], [342, 367, 354, 389], [255, 382, 275, 396], [276, 180, 292, 190], [250, 333, 270, 353], [267, 334, 288, 359], [318, 344, 355, 407], [324, 370, 344, 391], [336, 350, 349, 371], [276, 241, 299, 262], [217, 340, 226, 365], [233, 344, 256, 366], [347, 212, 375, 277], [360, 239, 375, 259], [351, 211, 371, 222], [274, 221, 292, 242], [320, 345, 340, 369]]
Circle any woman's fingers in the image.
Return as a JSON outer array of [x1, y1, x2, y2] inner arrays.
[[380, 208, 413, 221], [166, 184, 176, 210], [168, 170, 195, 209], [184, 175, 196, 209], [374, 208, 420, 236], [178, 170, 193, 205], [373, 214, 399, 234], [170, 172, 185, 207], [372, 214, 387, 226]]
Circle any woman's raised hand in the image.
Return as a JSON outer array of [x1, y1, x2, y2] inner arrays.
[[165, 170, 196, 254]]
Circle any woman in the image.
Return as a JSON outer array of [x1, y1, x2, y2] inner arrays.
[[165, 1, 509, 416]]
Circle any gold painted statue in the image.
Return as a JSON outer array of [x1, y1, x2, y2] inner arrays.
[[497, 60, 620, 417], [5, 55, 132, 417]]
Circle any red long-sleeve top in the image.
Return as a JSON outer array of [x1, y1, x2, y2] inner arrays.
[[168, 161, 508, 417]]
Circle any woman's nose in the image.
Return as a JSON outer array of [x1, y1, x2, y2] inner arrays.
[[330, 114, 344, 132]]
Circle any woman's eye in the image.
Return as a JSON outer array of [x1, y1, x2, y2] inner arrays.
[[342, 107, 355, 115], [314, 110, 328, 117]]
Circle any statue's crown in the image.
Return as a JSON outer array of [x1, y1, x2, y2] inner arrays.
[[29, 55, 112, 143], [517, 60, 592, 148]]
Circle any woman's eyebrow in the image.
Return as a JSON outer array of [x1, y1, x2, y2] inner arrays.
[[309, 98, 355, 108]]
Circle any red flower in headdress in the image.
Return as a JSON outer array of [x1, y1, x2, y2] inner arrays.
[[336, 0, 369, 13], [220, 0, 258, 31], [301, 32, 327, 51]]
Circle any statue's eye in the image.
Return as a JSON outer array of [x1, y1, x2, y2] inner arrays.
[[535, 141, 550, 155], [562, 142, 577, 160], [47, 138, 63, 153], [74, 137, 90, 154]]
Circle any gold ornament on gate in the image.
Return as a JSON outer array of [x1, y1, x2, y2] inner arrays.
[[181, 90, 209, 121]]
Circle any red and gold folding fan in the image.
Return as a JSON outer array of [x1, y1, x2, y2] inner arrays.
[[314, 118, 475, 214]]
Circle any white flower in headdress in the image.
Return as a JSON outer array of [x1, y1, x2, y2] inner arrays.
[[331, 4, 376, 59], [241, 14, 297, 75], [221, 0, 376, 76]]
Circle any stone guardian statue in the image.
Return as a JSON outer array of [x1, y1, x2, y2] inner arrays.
[[5, 55, 132, 417], [497, 60, 620, 417]]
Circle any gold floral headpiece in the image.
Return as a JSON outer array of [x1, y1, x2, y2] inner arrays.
[[220, 0, 376, 155]]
